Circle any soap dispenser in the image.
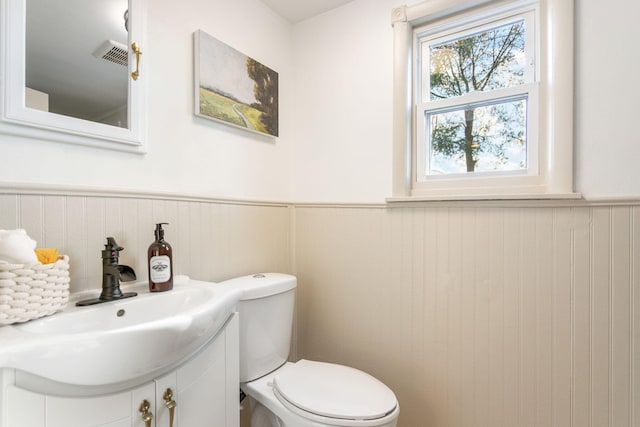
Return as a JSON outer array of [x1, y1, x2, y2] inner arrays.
[[148, 223, 173, 292]]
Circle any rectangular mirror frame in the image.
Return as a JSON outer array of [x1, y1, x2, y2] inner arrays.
[[0, 0, 147, 154]]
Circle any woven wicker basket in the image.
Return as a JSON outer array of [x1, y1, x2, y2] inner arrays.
[[0, 255, 70, 325]]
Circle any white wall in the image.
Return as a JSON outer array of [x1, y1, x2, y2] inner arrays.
[[291, 0, 640, 203], [3, 0, 637, 203], [0, 0, 294, 202], [574, 0, 640, 199], [291, 0, 399, 203]]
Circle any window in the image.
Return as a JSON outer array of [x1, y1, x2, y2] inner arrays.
[[390, 0, 577, 201], [418, 11, 535, 178]]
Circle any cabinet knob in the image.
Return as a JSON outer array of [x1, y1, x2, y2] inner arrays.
[[163, 388, 177, 427], [139, 399, 153, 427]]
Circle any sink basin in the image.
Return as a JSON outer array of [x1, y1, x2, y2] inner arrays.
[[0, 276, 241, 387], [19, 282, 213, 334]]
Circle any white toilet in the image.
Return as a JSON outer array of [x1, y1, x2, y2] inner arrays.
[[219, 273, 399, 427]]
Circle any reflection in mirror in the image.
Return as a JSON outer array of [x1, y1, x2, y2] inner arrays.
[[25, 0, 129, 128]]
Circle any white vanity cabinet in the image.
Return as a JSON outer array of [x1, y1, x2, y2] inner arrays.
[[2, 313, 239, 427]]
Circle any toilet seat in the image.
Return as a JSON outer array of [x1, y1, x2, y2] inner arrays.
[[272, 360, 397, 425]]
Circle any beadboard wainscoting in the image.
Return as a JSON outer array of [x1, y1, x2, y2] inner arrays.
[[1, 188, 639, 427], [0, 191, 292, 292], [294, 204, 640, 427]]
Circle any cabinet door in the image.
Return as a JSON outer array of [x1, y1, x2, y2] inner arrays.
[[6, 382, 155, 427], [156, 335, 226, 427], [155, 313, 239, 427], [5, 385, 43, 427]]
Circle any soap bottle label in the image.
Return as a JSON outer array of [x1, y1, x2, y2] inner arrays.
[[150, 255, 171, 282]]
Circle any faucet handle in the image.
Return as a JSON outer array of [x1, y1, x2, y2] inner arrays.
[[105, 237, 124, 252]]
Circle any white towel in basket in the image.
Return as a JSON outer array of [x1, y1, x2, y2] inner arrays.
[[0, 229, 38, 264]]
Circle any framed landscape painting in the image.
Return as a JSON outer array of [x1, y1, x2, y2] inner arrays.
[[194, 30, 279, 137]]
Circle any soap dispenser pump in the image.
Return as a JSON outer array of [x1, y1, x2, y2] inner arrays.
[[148, 223, 173, 292]]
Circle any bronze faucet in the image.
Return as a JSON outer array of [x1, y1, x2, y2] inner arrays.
[[76, 237, 137, 306]]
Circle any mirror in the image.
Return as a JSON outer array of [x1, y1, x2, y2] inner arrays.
[[0, 0, 147, 153], [26, 0, 129, 127]]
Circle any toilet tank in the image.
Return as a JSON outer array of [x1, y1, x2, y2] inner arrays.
[[218, 273, 296, 382]]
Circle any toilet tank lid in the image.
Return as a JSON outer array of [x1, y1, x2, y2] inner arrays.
[[217, 273, 296, 300]]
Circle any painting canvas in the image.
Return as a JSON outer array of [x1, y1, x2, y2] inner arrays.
[[194, 30, 278, 137]]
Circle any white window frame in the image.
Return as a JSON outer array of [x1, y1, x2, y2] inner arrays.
[[416, 9, 536, 183], [389, 0, 579, 201]]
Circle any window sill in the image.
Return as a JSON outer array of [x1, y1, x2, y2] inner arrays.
[[386, 192, 582, 204]]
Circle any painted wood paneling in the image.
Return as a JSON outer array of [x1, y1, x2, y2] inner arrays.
[[0, 193, 291, 293], [295, 205, 640, 427]]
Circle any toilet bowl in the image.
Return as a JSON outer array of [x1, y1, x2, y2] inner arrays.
[[218, 273, 399, 427], [244, 360, 399, 427]]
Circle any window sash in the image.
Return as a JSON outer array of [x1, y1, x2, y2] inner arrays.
[[416, 83, 538, 183], [415, 10, 536, 102], [417, 9, 536, 105]]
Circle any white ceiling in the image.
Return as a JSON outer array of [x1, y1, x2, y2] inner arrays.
[[261, 0, 354, 23]]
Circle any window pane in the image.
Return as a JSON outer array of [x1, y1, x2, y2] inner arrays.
[[427, 19, 525, 102], [427, 97, 527, 175]]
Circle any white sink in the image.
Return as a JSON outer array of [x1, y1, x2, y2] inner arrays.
[[0, 276, 241, 387]]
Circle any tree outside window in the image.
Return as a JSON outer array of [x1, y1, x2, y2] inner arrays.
[[421, 19, 528, 175]]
